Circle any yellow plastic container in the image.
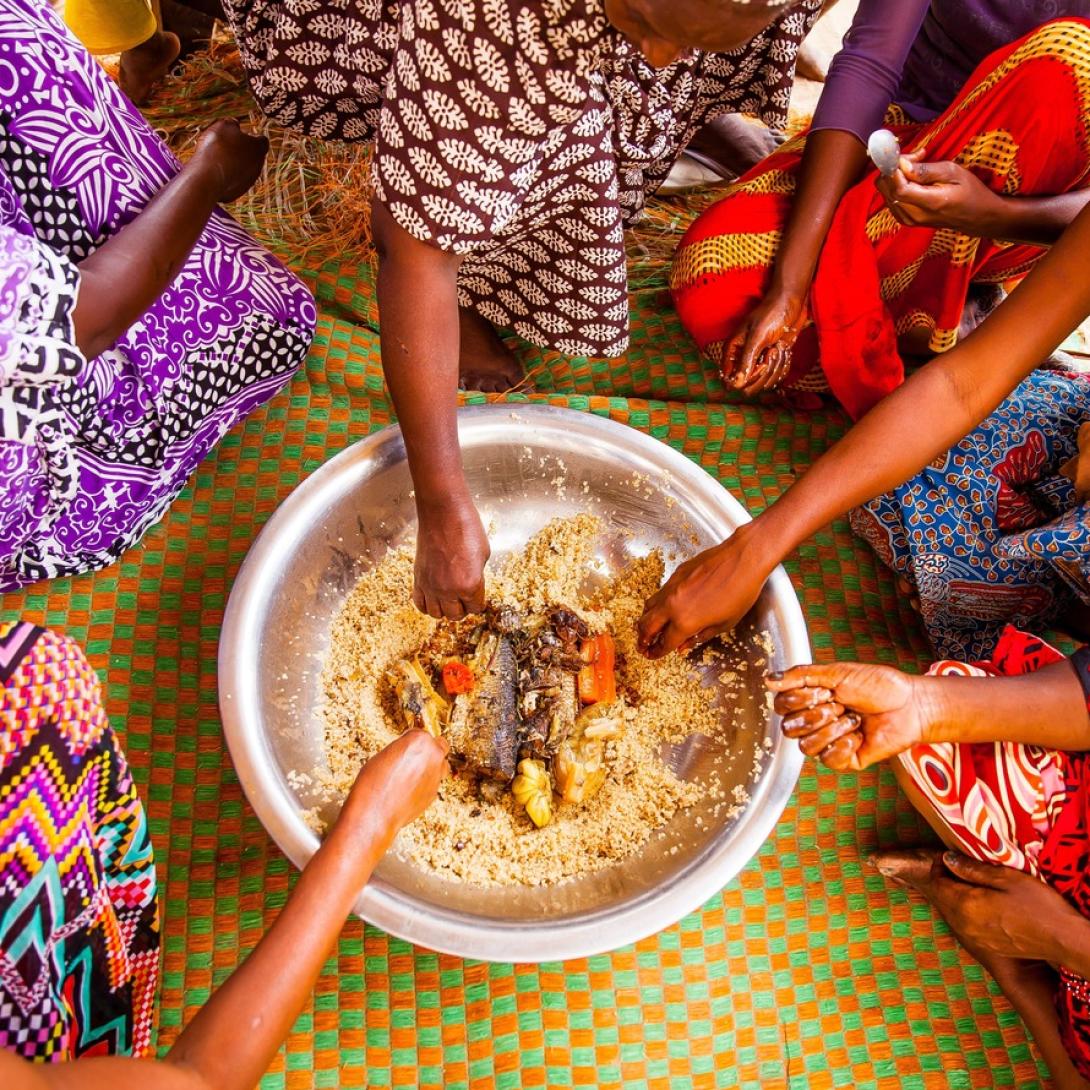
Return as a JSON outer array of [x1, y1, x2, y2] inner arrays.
[[64, 0, 156, 55]]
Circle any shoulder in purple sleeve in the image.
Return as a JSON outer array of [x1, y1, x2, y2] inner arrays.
[[810, 0, 931, 144]]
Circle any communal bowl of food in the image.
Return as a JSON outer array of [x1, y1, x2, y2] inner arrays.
[[219, 404, 809, 962]]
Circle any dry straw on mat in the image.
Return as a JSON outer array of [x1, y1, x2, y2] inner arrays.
[[141, 32, 375, 270]]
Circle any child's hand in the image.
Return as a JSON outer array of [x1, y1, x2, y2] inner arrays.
[[767, 662, 931, 770], [346, 730, 450, 834]]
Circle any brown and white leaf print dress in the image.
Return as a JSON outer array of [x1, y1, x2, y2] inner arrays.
[[223, 0, 821, 357]]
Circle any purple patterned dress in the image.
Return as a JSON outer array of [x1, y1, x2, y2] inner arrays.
[[0, 0, 316, 592]]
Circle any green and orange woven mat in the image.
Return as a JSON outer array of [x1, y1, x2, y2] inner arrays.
[[0, 50, 1056, 1090]]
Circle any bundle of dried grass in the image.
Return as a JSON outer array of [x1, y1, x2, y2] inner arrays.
[[142, 32, 374, 269]]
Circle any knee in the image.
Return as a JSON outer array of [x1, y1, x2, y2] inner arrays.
[[1014, 18, 1090, 68], [670, 219, 780, 346]]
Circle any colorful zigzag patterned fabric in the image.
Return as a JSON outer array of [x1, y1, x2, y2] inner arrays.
[[0, 621, 159, 1060]]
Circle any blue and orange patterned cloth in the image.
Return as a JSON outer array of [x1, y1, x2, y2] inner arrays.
[[0, 621, 159, 1061], [852, 368, 1090, 661]]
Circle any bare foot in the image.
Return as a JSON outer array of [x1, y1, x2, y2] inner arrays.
[[458, 308, 526, 393], [686, 113, 783, 181], [119, 30, 181, 106], [872, 847, 942, 889]]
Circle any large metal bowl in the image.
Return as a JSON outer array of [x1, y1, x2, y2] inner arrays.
[[219, 404, 809, 962]]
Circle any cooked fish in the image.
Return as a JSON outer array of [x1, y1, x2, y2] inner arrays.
[[520, 670, 579, 761], [388, 658, 448, 738], [513, 606, 583, 760], [447, 631, 520, 781]]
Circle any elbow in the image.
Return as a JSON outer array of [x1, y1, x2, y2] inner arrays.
[[929, 354, 992, 435], [370, 198, 460, 280]]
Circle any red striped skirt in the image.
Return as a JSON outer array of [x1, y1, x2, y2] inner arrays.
[[672, 19, 1090, 419], [898, 626, 1090, 1080]]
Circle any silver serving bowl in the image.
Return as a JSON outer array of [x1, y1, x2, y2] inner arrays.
[[219, 404, 809, 962]]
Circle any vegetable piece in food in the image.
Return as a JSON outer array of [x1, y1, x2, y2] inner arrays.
[[554, 709, 620, 804], [578, 633, 617, 705], [511, 758, 554, 827], [442, 659, 475, 695]]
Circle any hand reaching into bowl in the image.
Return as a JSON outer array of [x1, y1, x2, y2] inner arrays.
[[339, 729, 451, 843], [88, 730, 450, 1090], [638, 523, 773, 658], [413, 494, 490, 619]]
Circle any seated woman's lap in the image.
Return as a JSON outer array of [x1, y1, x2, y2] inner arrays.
[[850, 369, 1090, 662], [0, 0, 316, 587], [672, 17, 1090, 393]]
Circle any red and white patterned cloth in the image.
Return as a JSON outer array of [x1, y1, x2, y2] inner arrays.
[[898, 626, 1090, 1078]]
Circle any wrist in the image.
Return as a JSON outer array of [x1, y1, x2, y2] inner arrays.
[[725, 516, 782, 582], [179, 152, 227, 206], [1054, 911, 1090, 977], [328, 781, 399, 862], [770, 266, 810, 304], [415, 483, 473, 520], [740, 503, 805, 574], [912, 674, 954, 745], [983, 192, 1019, 242]]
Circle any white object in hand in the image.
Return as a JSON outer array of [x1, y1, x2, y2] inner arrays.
[[867, 129, 902, 177]]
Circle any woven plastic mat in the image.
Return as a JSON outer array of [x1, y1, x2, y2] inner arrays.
[[0, 46, 1055, 1086], [2, 304, 1050, 1087]]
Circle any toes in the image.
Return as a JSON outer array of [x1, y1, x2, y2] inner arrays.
[[458, 366, 525, 394]]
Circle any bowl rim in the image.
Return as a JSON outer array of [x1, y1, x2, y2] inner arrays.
[[218, 403, 810, 961]]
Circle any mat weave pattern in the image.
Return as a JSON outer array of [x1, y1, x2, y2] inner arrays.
[[0, 67, 1054, 1090]]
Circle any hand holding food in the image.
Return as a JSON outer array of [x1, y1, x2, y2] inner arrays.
[[875, 149, 1008, 237], [767, 661, 930, 770]]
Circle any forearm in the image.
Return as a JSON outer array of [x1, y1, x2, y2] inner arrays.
[[993, 190, 1090, 247], [773, 129, 868, 293], [917, 661, 1090, 752], [72, 160, 220, 358], [994, 189, 1090, 247], [164, 786, 393, 1090], [743, 200, 1090, 572], [372, 201, 466, 512], [990, 961, 1090, 1090], [1054, 918, 1090, 991]]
